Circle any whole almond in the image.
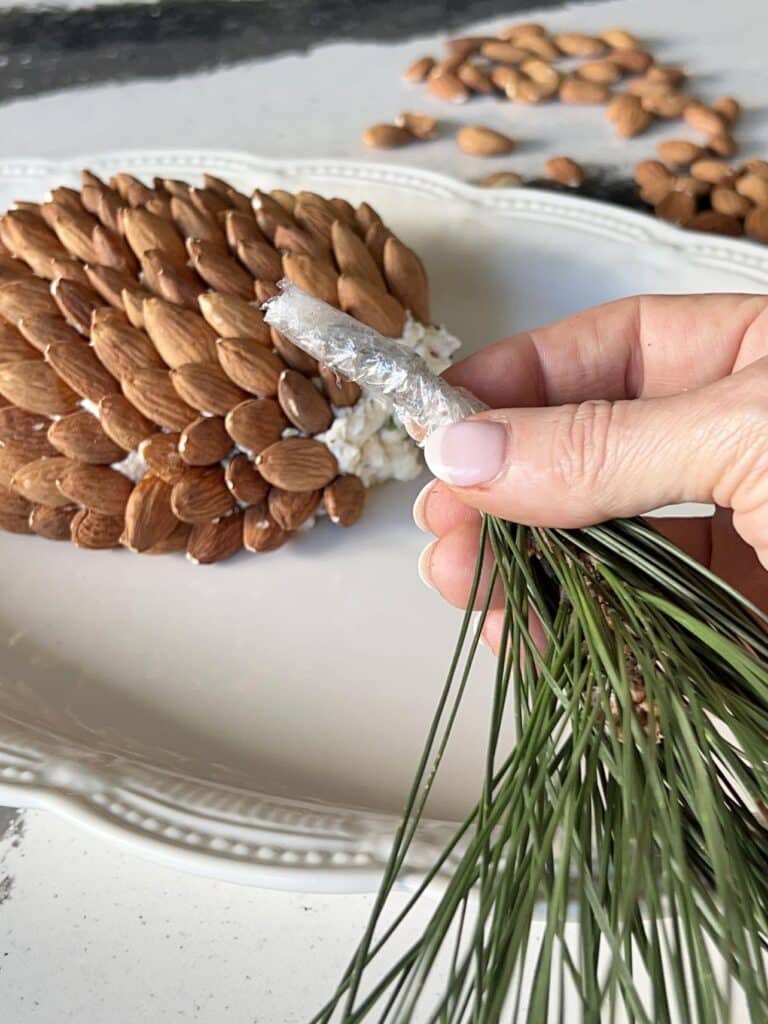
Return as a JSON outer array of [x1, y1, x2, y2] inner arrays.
[[0, 253, 33, 284], [45, 341, 119, 402], [641, 92, 690, 119], [17, 315, 83, 351], [577, 59, 621, 84], [403, 56, 435, 83], [383, 235, 430, 325], [51, 278, 102, 335], [29, 503, 77, 541], [364, 222, 392, 272], [11, 456, 73, 507], [170, 196, 226, 248], [331, 220, 386, 289], [683, 102, 726, 136], [479, 171, 525, 188], [491, 65, 524, 94], [57, 463, 134, 515], [121, 207, 187, 269], [270, 328, 319, 376], [273, 223, 330, 260], [91, 310, 165, 379], [545, 156, 585, 187], [268, 486, 321, 530], [48, 410, 124, 464], [0, 406, 57, 457], [122, 368, 198, 430], [0, 445, 30, 488], [70, 508, 124, 549], [707, 133, 737, 158], [610, 95, 653, 138], [745, 207, 768, 244], [480, 40, 528, 63], [0, 209, 67, 264], [198, 290, 270, 344], [600, 28, 638, 50], [242, 506, 290, 553], [355, 202, 383, 235], [224, 210, 263, 250], [506, 77, 552, 103], [711, 188, 752, 218], [139, 432, 185, 483], [217, 338, 286, 397], [257, 437, 338, 491], [171, 467, 235, 523], [187, 511, 243, 564], [520, 58, 561, 91], [362, 124, 414, 149], [456, 63, 494, 95], [0, 482, 32, 518], [713, 97, 741, 124], [189, 186, 233, 218], [0, 360, 80, 416], [171, 363, 247, 415], [110, 172, 153, 204], [646, 65, 686, 88], [121, 287, 150, 329], [609, 48, 653, 74], [122, 474, 177, 551], [0, 322, 37, 363], [235, 239, 284, 281], [426, 72, 469, 104], [514, 33, 560, 61], [187, 239, 254, 300], [266, 189, 295, 216], [225, 398, 287, 453], [319, 365, 361, 408], [91, 225, 138, 274], [84, 264, 136, 308], [554, 33, 606, 57], [98, 394, 154, 451], [0, 500, 33, 534], [277, 369, 333, 434], [46, 257, 90, 287], [225, 453, 269, 505], [656, 140, 705, 167], [337, 275, 406, 338], [282, 253, 339, 306], [688, 210, 743, 236], [143, 297, 219, 367], [559, 78, 610, 104], [179, 416, 232, 466], [0, 278, 58, 324], [690, 159, 735, 185], [456, 125, 515, 157], [654, 191, 696, 225], [498, 22, 547, 40], [742, 159, 768, 180], [324, 475, 365, 527], [736, 174, 768, 206], [294, 194, 339, 243]]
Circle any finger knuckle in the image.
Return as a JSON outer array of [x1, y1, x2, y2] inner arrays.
[[551, 400, 617, 493]]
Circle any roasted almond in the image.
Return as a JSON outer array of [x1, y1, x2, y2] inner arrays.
[[683, 101, 726, 136], [242, 506, 290, 553], [687, 210, 742, 237], [121, 207, 188, 269], [319, 364, 361, 408], [282, 253, 339, 306], [736, 174, 768, 206], [225, 453, 269, 504], [0, 360, 80, 416], [324, 474, 365, 526], [0, 210, 67, 264], [179, 415, 232, 466], [559, 78, 611, 104], [51, 277, 102, 335], [268, 486, 320, 530], [338, 275, 406, 338], [47, 410, 124, 464], [187, 238, 254, 300], [17, 314, 82, 351], [139, 432, 185, 483], [91, 309, 165, 379], [403, 56, 435, 83], [362, 124, 414, 149], [654, 191, 696, 225], [143, 297, 219, 367], [122, 368, 198, 430], [224, 397, 287, 453], [0, 405, 57, 457], [426, 72, 469, 104], [198, 290, 270, 343], [170, 362, 247, 415], [110, 172, 154, 204], [98, 393, 154, 451], [0, 277, 58, 323], [122, 474, 177, 551], [12, 455, 73, 507], [187, 511, 244, 564], [270, 328, 319, 376], [91, 225, 138, 274], [57, 463, 134, 515], [29, 503, 77, 541], [45, 340, 119, 402], [277, 369, 333, 434], [171, 466, 235, 523], [70, 508, 124, 549], [331, 220, 386, 290], [545, 156, 586, 187], [257, 437, 337, 491], [217, 337, 286, 397], [656, 140, 705, 167], [456, 125, 515, 157], [46, 257, 90, 286], [0, 253, 34, 283]]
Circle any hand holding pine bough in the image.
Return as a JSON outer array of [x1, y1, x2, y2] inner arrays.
[[415, 293, 768, 650]]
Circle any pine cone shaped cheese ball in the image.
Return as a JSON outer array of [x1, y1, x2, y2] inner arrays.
[[0, 170, 456, 563]]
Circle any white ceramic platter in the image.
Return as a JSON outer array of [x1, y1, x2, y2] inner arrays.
[[1, 151, 767, 892]]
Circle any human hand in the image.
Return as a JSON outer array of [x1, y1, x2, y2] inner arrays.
[[413, 293, 768, 652]]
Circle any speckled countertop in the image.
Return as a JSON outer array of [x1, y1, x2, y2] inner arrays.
[[1, 0, 767, 1020]]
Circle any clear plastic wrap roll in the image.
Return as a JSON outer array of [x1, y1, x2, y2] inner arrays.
[[263, 282, 486, 436]]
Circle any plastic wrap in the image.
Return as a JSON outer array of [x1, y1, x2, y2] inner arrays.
[[264, 282, 486, 436]]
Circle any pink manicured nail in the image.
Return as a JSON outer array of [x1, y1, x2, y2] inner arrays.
[[418, 540, 437, 590], [424, 421, 506, 487], [412, 480, 436, 533]]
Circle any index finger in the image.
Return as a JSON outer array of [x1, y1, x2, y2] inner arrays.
[[444, 293, 768, 409]]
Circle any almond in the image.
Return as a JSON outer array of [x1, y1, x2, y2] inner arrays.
[[277, 369, 333, 434], [479, 171, 525, 188], [70, 508, 124, 549], [179, 416, 232, 466], [187, 239, 254, 300], [242, 506, 290, 553], [144, 520, 192, 555], [554, 33, 606, 57], [0, 210, 67, 264], [17, 315, 82, 351], [0, 445, 30, 487], [600, 28, 638, 50], [609, 94, 654, 137], [559, 78, 611, 104], [12, 455, 73, 507], [393, 108, 439, 138], [224, 210, 264, 251], [337, 275, 406, 338], [446, 35, 491, 59], [713, 96, 741, 124], [514, 33, 560, 62], [654, 191, 696, 225], [687, 210, 743, 237], [403, 56, 435, 83], [122, 368, 198, 430], [656, 140, 705, 167], [139, 432, 185, 483], [0, 406, 57, 457], [634, 159, 674, 188], [641, 92, 690, 119], [45, 340, 119, 402], [0, 253, 34, 283], [273, 223, 330, 260], [110, 172, 154, 204], [84, 264, 136, 308], [745, 207, 768, 244], [498, 22, 547, 41], [57, 463, 134, 514], [29, 503, 77, 541], [577, 59, 621, 84], [480, 40, 528, 64], [711, 188, 752, 218], [190, 186, 234, 218], [545, 156, 585, 187], [46, 257, 91, 286], [319, 365, 361, 408], [171, 467, 235, 523], [257, 437, 337, 491], [426, 72, 469, 104], [170, 196, 226, 248], [198, 291, 270, 344], [324, 474, 365, 526], [91, 225, 138, 274], [0, 322, 37, 363], [683, 101, 725, 136], [187, 511, 244, 564], [121, 287, 151, 329], [51, 277, 102, 335], [689, 159, 735, 185], [331, 220, 386, 290], [121, 207, 187, 269], [47, 410, 124, 464], [143, 297, 219, 367], [362, 124, 414, 149], [456, 125, 515, 157], [646, 65, 686, 88], [707, 132, 737, 158], [225, 453, 269, 505], [382, 236, 430, 325], [0, 360, 80, 416], [456, 63, 494, 95], [122, 475, 177, 551], [736, 174, 768, 206], [98, 393, 154, 451], [224, 397, 287, 453], [0, 278, 58, 323], [269, 189, 298, 216], [282, 253, 339, 306], [235, 239, 284, 281], [0, 485, 33, 533], [90, 310, 165, 379], [520, 58, 561, 91], [217, 337, 286, 397], [170, 363, 247, 415], [364, 222, 392, 273], [355, 202, 383, 235], [267, 486, 321, 530]]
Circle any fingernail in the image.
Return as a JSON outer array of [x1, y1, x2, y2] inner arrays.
[[412, 480, 435, 533], [418, 539, 437, 591], [424, 420, 506, 487]]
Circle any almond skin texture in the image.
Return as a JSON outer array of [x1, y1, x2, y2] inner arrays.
[[47, 410, 124, 464], [282, 254, 338, 306], [0, 406, 57, 458], [187, 511, 244, 564], [198, 291, 270, 344], [172, 467, 235, 524], [139, 432, 185, 484], [11, 456, 73, 507], [403, 56, 435, 83], [324, 475, 365, 526], [170, 363, 247, 416], [426, 72, 468, 104], [456, 125, 515, 157], [122, 475, 177, 552], [242, 507, 290, 553], [90, 311, 164, 379], [257, 438, 338, 492], [122, 369, 198, 431], [545, 156, 586, 187], [57, 463, 134, 515], [559, 79, 610, 104], [0, 360, 80, 416], [225, 398, 287, 453], [0, 445, 30, 488], [29, 503, 77, 541], [319, 365, 361, 408], [225, 453, 269, 505], [337, 275, 406, 339], [331, 220, 386, 290], [656, 140, 705, 168], [270, 328, 319, 376], [179, 416, 232, 466], [383, 236, 430, 325], [217, 338, 286, 397], [143, 297, 219, 367], [45, 340, 119, 403], [278, 369, 333, 434], [51, 278, 102, 335], [70, 508, 124, 549], [98, 394, 153, 451], [268, 486, 321, 530]]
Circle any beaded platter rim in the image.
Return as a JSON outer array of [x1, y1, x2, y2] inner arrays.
[[1, 149, 768, 893]]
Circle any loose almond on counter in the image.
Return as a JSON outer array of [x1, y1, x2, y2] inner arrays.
[[545, 156, 586, 187], [362, 124, 415, 149], [456, 125, 516, 157]]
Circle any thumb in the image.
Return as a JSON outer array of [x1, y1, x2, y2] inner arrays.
[[423, 371, 764, 527]]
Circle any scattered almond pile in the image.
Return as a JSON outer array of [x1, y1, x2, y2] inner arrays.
[[0, 171, 431, 563]]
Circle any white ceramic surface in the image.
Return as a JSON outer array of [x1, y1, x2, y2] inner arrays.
[[1, 151, 767, 892]]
